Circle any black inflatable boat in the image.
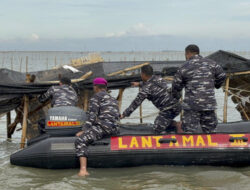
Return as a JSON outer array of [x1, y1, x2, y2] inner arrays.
[[10, 106, 250, 169]]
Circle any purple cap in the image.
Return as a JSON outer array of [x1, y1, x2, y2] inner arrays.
[[93, 77, 108, 86]]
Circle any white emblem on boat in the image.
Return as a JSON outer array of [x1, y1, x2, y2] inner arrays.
[[49, 116, 68, 121]]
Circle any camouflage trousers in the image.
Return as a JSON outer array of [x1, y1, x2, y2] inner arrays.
[[182, 109, 218, 133], [75, 125, 118, 157], [153, 105, 181, 133]]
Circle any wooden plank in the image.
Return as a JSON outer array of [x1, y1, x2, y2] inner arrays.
[[20, 96, 29, 148], [223, 76, 230, 123], [108, 62, 150, 77]]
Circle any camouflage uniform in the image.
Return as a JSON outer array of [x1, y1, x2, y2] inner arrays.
[[123, 75, 181, 133], [39, 85, 78, 107], [172, 54, 226, 133], [75, 91, 119, 157]]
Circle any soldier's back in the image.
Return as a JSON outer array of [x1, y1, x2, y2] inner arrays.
[[180, 55, 218, 110], [52, 85, 78, 107]]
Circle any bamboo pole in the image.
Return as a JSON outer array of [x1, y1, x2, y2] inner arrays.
[[117, 88, 125, 111], [25, 56, 28, 73], [54, 56, 57, 67], [139, 87, 143, 123], [19, 57, 22, 72], [6, 112, 11, 138], [230, 70, 250, 76], [223, 76, 230, 123], [139, 104, 143, 123], [46, 57, 49, 70], [11, 57, 13, 70], [107, 62, 150, 77], [227, 91, 250, 121], [237, 99, 250, 121], [20, 95, 29, 148], [83, 90, 89, 111], [41, 71, 93, 84]]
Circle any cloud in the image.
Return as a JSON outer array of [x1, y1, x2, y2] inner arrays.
[[31, 33, 39, 40], [105, 23, 153, 37]]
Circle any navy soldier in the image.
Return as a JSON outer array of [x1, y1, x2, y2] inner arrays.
[[75, 78, 119, 177], [121, 65, 181, 133], [39, 77, 78, 107], [172, 44, 226, 133]]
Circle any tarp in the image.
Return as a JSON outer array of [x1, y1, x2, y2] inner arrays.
[[1, 50, 250, 115]]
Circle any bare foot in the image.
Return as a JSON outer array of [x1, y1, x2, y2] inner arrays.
[[176, 122, 184, 133], [78, 169, 89, 177]]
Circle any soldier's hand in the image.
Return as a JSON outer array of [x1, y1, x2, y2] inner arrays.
[[76, 131, 84, 137], [131, 82, 140, 87], [120, 114, 125, 119]]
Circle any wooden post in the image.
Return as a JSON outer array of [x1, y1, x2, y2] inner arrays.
[[25, 56, 28, 73], [6, 112, 11, 138], [83, 90, 89, 111], [223, 76, 230, 123], [54, 56, 57, 67], [139, 87, 143, 123], [11, 57, 13, 70], [20, 95, 29, 148], [19, 57, 22, 72], [46, 57, 49, 70], [117, 88, 125, 111]]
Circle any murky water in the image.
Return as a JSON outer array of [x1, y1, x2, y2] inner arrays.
[[0, 52, 250, 190]]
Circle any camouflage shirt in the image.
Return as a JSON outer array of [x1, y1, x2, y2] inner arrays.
[[39, 84, 78, 107], [84, 91, 120, 131], [123, 75, 179, 117], [172, 54, 226, 111]]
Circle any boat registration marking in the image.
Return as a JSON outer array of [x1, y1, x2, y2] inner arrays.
[[111, 134, 250, 150], [47, 121, 81, 127], [51, 143, 75, 150]]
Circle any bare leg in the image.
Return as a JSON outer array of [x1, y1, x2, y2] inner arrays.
[[176, 121, 184, 133], [78, 157, 89, 177], [172, 120, 184, 133]]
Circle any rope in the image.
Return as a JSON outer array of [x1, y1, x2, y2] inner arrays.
[[223, 87, 250, 105], [228, 87, 250, 93], [128, 103, 179, 120]]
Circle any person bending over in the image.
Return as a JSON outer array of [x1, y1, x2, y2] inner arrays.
[[121, 65, 181, 134], [39, 77, 78, 107]]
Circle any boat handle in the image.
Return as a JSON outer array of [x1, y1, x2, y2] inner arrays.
[[229, 137, 248, 142], [159, 138, 177, 144], [92, 142, 109, 146]]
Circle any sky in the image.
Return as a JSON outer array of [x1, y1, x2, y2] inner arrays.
[[1, 0, 250, 51]]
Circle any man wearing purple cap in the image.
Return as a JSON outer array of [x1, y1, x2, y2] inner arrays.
[[75, 77, 119, 176]]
